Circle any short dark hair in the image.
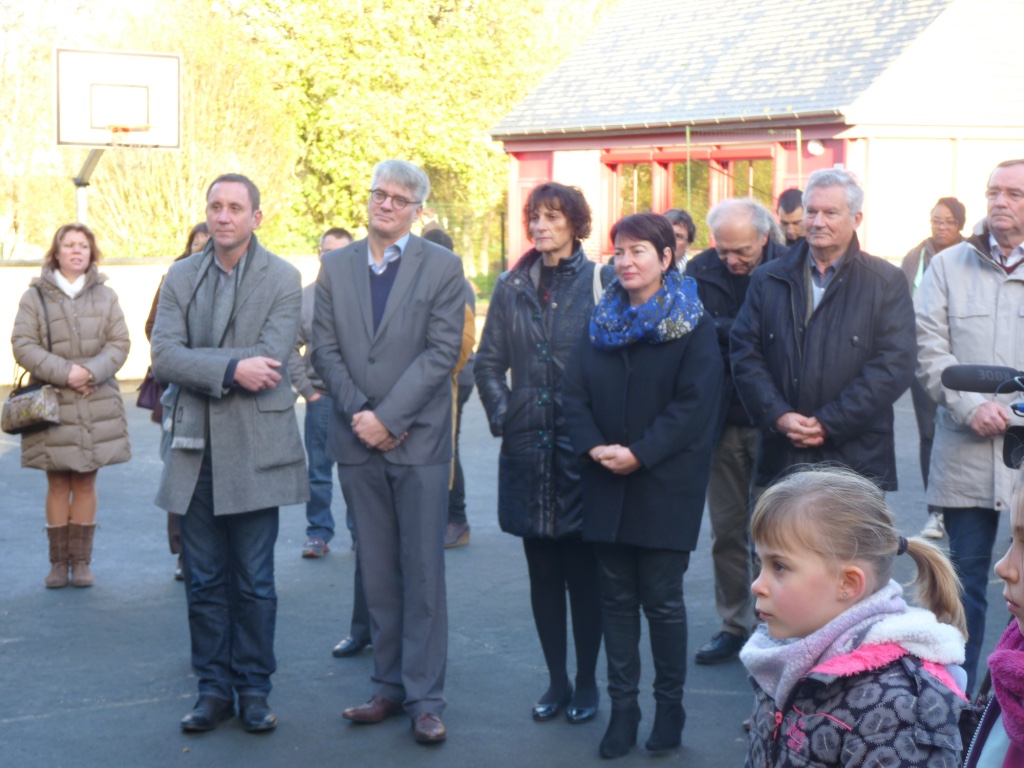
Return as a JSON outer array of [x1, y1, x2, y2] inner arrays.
[[45, 223, 101, 271], [180, 222, 210, 259], [422, 228, 454, 251], [523, 183, 592, 241], [610, 212, 677, 269], [777, 188, 803, 214], [662, 208, 696, 244], [321, 227, 353, 243], [206, 173, 261, 211], [933, 197, 966, 230]]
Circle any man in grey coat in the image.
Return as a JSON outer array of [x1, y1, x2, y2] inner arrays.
[[151, 173, 308, 734], [312, 160, 465, 744]]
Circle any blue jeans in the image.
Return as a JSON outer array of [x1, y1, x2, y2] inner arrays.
[[180, 452, 279, 699], [304, 395, 337, 543], [943, 506, 999, 693]]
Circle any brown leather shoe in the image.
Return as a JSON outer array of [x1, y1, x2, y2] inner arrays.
[[412, 712, 446, 744], [342, 696, 402, 724]]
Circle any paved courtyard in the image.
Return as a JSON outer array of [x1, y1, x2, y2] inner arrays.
[[0, 388, 1012, 767]]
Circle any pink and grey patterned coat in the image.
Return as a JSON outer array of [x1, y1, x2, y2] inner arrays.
[[746, 642, 969, 768]]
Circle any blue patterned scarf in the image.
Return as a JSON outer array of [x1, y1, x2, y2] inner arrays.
[[590, 267, 703, 349]]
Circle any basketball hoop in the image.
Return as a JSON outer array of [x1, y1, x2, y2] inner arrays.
[[106, 124, 154, 149], [105, 125, 157, 170]]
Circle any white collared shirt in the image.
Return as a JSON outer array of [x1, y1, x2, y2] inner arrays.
[[368, 233, 410, 275], [989, 233, 1024, 271]]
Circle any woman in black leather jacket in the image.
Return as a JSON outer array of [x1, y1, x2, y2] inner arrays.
[[475, 182, 609, 725]]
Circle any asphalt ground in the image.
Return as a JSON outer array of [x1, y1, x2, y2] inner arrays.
[[0, 388, 1013, 768]]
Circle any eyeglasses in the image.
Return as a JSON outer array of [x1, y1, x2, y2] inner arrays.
[[369, 189, 421, 210], [929, 218, 958, 228], [985, 187, 1024, 202]]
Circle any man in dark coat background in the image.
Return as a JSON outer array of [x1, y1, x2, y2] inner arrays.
[[729, 168, 915, 492], [684, 198, 787, 666]]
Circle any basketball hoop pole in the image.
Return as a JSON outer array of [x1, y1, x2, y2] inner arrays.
[[73, 149, 105, 223]]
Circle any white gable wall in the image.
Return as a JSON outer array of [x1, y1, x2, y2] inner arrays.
[[847, 0, 1024, 127]]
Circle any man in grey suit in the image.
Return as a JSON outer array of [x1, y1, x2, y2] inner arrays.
[[312, 160, 465, 744], [151, 173, 309, 734]]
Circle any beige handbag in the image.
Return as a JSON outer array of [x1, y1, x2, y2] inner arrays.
[[2, 370, 60, 434], [2, 286, 61, 435]]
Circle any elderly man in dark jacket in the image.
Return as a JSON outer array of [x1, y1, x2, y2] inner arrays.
[[730, 168, 916, 492], [684, 198, 787, 665]]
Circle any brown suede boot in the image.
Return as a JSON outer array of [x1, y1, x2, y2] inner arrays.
[[68, 522, 96, 588], [45, 525, 70, 589]]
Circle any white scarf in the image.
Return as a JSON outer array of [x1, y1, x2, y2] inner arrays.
[[53, 270, 86, 298]]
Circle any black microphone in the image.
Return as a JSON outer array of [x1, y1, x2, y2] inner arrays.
[[941, 365, 1024, 393]]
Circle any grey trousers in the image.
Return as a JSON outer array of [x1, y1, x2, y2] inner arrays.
[[338, 454, 449, 716], [704, 424, 759, 638]]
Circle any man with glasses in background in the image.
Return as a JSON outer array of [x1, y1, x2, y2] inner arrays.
[[312, 160, 465, 744], [915, 159, 1024, 694]]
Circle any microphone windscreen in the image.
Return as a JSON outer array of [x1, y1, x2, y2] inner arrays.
[[941, 365, 1024, 393]]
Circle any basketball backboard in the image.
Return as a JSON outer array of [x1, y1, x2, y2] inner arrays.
[[55, 48, 181, 148]]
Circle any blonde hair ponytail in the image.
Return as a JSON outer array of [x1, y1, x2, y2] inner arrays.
[[904, 537, 966, 637]]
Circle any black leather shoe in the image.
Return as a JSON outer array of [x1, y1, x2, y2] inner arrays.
[[239, 696, 277, 732], [332, 636, 370, 658], [566, 685, 599, 724], [180, 696, 234, 732], [694, 631, 745, 665], [532, 684, 573, 721]]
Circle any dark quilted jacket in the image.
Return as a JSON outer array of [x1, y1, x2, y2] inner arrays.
[[474, 247, 611, 539], [746, 653, 967, 768], [729, 236, 916, 490]]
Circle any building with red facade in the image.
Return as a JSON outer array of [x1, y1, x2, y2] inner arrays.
[[491, 0, 1024, 262]]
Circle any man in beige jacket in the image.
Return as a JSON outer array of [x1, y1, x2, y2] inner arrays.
[[915, 158, 1024, 693]]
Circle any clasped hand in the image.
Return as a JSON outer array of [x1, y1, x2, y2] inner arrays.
[[67, 363, 96, 395], [352, 410, 407, 452], [775, 412, 826, 448], [588, 444, 640, 475]]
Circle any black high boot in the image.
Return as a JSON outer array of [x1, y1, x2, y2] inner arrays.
[[645, 618, 687, 753]]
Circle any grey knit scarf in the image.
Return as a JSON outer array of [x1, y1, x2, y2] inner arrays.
[[740, 580, 906, 706]]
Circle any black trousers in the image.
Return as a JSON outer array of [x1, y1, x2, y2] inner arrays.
[[595, 544, 689, 708]]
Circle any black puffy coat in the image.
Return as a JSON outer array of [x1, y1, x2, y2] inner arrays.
[[563, 313, 723, 551], [475, 247, 613, 539], [685, 240, 788, 426], [729, 237, 915, 490]]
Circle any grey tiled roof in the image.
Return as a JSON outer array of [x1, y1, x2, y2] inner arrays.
[[491, 0, 954, 139]]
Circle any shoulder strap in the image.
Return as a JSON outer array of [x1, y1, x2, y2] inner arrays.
[[35, 286, 52, 351], [592, 260, 603, 304]]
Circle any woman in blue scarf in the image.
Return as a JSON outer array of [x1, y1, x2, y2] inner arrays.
[[564, 212, 724, 758]]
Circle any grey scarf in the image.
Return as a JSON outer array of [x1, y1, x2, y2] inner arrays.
[[740, 580, 906, 706], [163, 247, 247, 451]]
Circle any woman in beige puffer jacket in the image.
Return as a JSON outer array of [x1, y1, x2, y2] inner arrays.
[[11, 223, 131, 589]]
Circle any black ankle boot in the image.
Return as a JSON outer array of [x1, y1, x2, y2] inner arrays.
[[645, 701, 685, 753], [599, 704, 641, 759]]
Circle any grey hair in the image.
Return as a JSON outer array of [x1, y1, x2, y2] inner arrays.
[[707, 198, 775, 240], [804, 168, 864, 217], [370, 160, 430, 204]]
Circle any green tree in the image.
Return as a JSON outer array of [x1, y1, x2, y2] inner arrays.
[[234, 0, 616, 274]]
